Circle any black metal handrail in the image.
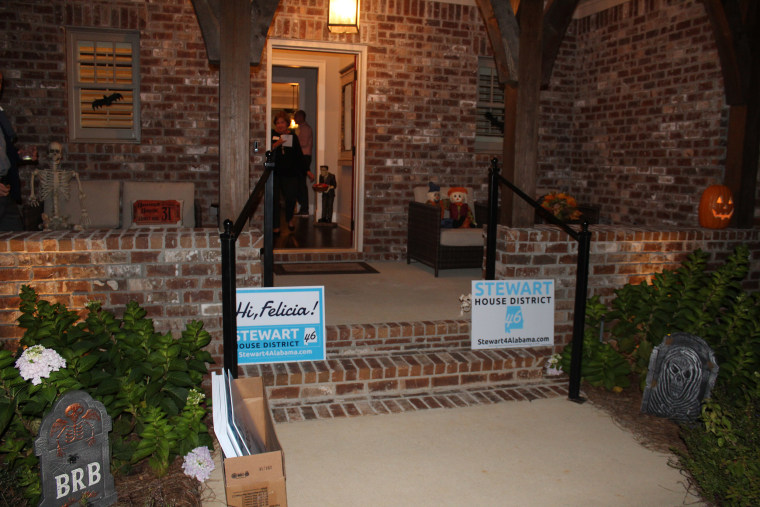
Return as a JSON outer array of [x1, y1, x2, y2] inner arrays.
[[220, 151, 276, 378], [485, 158, 590, 403]]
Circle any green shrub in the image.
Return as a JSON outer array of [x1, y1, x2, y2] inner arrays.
[[676, 380, 760, 506], [569, 244, 760, 504], [0, 286, 215, 505], [604, 244, 759, 394], [559, 295, 631, 391]]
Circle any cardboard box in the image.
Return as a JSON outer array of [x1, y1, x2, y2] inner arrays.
[[223, 377, 287, 507]]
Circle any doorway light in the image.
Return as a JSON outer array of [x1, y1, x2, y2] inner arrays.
[[290, 83, 298, 129], [328, 0, 360, 34]]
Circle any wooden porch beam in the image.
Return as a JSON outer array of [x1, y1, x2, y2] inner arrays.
[[510, 0, 544, 226], [701, 0, 759, 227], [541, 0, 581, 88], [475, 0, 520, 85], [191, 0, 279, 65], [218, 0, 252, 224]]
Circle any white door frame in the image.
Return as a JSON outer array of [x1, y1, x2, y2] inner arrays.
[[266, 39, 367, 252]]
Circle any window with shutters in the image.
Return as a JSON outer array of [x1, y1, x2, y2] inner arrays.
[[66, 28, 140, 142], [475, 58, 504, 153]]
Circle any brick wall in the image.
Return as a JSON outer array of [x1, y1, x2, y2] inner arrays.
[[538, 0, 742, 227], [263, 0, 496, 259], [4, 225, 757, 361], [0, 228, 261, 363], [1, 0, 754, 263], [495, 224, 760, 348], [0, 0, 220, 226]]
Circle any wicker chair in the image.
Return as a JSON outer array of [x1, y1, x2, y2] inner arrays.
[[406, 187, 485, 277]]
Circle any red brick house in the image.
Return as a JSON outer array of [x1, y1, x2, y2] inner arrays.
[[1, 0, 758, 357]]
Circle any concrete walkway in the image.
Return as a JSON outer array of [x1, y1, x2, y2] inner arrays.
[[202, 396, 705, 506]]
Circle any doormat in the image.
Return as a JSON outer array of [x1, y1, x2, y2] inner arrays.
[[273, 262, 379, 275]]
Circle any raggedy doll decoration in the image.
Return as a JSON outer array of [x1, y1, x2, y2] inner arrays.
[[426, 181, 446, 219], [448, 187, 475, 228]]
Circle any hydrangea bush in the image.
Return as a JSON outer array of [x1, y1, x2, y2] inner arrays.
[[0, 286, 215, 504]]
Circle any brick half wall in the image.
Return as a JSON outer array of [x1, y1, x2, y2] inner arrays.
[[495, 225, 760, 349], [0, 228, 262, 366]]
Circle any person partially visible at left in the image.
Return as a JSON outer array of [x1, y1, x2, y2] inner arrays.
[[0, 71, 24, 231]]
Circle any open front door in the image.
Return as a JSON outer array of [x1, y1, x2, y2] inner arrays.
[[338, 60, 357, 231]]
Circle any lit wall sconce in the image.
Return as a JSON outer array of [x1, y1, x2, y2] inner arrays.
[[328, 0, 360, 34]]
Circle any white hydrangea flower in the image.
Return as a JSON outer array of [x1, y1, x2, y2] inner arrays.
[[182, 446, 215, 482], [187, 388, 205, 406], [15, 345, 67, 385], [544, 353, 563, 376]]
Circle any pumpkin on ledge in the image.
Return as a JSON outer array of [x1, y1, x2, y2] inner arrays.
[[698, 184, 734, 229]]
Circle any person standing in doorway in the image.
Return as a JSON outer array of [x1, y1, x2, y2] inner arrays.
[[294, 110, 314, 215], [271, 110, 304, 233]]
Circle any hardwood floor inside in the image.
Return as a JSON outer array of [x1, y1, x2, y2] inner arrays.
[[273, 213, 352, 250]]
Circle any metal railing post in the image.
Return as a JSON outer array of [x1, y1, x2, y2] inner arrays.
[[486, 157, 500, 280], [487, 158, 592, 403], [220, 151, 276, 378], [263, 152, 275, 287], [221, 219, 238, 378], [568, 222, 591, 403]]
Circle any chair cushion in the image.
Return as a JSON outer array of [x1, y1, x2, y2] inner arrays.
[[440, 227, 484, 247]]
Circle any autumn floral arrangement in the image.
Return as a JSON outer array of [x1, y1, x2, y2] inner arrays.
[[0, 286, 215, 505], [538, 191, 582, 222]]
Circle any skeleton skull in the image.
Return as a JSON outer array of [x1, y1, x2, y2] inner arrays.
[[48, 141, 63, 166], [65, 403, 84, 422]]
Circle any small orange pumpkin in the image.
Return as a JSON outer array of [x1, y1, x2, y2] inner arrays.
[[698, 184, 734, 229]]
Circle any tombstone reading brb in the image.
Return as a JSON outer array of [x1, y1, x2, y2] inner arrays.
[[236, 286, 326, 364], [471, 279, 555, 349], [35, 390, 116, 506]]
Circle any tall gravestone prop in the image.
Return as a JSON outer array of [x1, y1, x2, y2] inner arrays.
[[641, 332, 719, 423], [35, 390, 116, 506]]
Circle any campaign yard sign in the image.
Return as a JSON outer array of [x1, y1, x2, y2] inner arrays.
[[471, 279, 555, 349], [236, 286, 326, 364]]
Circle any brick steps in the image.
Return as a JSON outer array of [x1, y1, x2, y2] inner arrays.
[[238, 320, 556, 406], [268, 378, 570, 423]]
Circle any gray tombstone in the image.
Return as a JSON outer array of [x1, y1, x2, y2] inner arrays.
[[641, 332, 719, 423], [35, 390, 117, 506]]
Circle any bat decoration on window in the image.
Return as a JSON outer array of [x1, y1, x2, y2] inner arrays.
[[484, 112, 504, 134], [91, 92, 124, 110]]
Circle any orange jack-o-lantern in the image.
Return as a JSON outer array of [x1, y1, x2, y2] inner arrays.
[[698, 184, 734, 229]]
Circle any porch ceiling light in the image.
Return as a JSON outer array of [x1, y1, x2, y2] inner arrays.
[[328, 0, 360, 34]]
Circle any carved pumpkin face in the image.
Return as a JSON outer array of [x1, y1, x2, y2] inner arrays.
[[698, 185, 734, 229]]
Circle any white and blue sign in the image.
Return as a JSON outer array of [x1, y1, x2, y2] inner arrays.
[[236, 286, 326, 364], [471, 279, 555, 349]]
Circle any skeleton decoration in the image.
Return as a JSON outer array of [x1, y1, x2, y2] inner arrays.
[[35, 390, 117, 506], [641, 332, 719, 423], [29, 141, 90, 230]]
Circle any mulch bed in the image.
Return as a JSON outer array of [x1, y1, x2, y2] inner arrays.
[[114, 456, 201, 507], [582, 376, 688, 456]]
